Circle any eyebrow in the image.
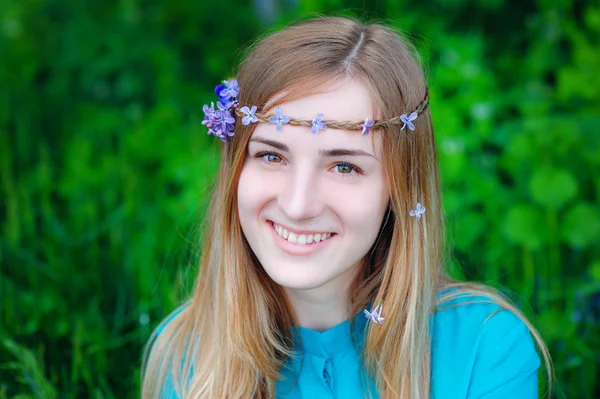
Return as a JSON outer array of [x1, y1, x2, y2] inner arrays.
[[248, 137, 378, 159]]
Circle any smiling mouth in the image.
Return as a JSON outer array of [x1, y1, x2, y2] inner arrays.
[[268, 221, 336, 246]]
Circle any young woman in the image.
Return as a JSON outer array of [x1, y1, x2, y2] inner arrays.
[[141, 16, 553, 399]]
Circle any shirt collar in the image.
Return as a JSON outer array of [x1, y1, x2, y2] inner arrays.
[[291, 310, 369, 358]]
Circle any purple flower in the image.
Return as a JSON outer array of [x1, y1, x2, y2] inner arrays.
[[359, 118, 375, 135], [400, 112, 418, 131], [268, 106, 291, 132], [215, 101, 235, 133], [202, 102, 216, 128], [201, 101, 235, 141], [364, 305, 385, 324], [204, 79, 241, 142], [218, 99, 235, 110], [409, 202, 426, 220], [213, 123, 234, 142], [218, 79, 240, 101], [240, 105, 258, 126], [215, 130, 229, 143], [310, 113, 327, 134]]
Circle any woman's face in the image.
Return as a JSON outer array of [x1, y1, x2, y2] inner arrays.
[[237, 78, 389, 295]]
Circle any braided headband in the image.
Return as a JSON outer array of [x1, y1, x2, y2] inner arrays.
[[202, 79, 429, 142]]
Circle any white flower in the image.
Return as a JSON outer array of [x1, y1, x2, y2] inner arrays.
[[400, 112, 418, 131], [364, 305, 385, 324], [409, 202, 426, 220]]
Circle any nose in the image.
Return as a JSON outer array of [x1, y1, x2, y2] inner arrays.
[[277, 166, 324, 221]]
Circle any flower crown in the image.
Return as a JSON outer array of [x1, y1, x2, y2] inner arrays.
[[202, 79, 429, 142]]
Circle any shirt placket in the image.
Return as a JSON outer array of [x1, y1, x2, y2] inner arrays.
[[322, 358, 333, 391], [309, 355, 334, 397]]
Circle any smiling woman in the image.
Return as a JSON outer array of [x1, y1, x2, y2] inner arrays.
[[141, 16, 553, 399]]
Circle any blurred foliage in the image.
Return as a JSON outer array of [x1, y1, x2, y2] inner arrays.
[[0, 0, 598, 398]]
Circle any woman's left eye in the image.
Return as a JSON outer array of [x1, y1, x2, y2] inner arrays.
[[332, 162, 362, 176]]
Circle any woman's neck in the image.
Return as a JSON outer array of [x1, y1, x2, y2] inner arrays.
[[283, 265, 360, 332]]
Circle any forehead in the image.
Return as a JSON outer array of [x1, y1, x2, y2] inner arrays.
[[252, 78, 382, 154], [270, 78, 375, 121]]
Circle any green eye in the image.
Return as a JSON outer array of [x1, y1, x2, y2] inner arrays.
[[334, 162, 360, 175], [336, 164, 352, 174]]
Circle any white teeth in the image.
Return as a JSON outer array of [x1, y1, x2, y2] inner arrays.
[[287, 232, 297, 244], [273, 223, 331, 245]]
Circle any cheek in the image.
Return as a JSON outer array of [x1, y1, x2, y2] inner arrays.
[[237, 166, 258, 216], [237, 164, 274, 219], [328, 178, 389, 230]]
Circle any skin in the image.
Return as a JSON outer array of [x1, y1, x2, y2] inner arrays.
[[237, 78, 390, 331]]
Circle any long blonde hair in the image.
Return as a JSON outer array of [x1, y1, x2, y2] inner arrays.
[[141, 16, 553, 398]]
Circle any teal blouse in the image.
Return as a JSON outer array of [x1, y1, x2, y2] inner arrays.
[[159, 295, 541, 398]]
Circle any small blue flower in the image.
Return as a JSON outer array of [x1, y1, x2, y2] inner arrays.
[[409, 202, 426, 220], [310, 113, 327, 134], [359, 118, 375, 135], [214, 84, 227, 98], [240, 105, 258, 126], [218, 79, 240, 101], [400, 112, 418, 131], [268, 106, 291, 132]]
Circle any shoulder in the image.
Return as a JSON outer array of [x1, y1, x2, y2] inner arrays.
[[144, 304, 190, 399], [431, 288, 541, 398], [432, 288, 521, 340], [154, 304, 188, 337], [146, 303, 189, 355]]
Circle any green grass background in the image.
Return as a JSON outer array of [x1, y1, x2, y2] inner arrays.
[[1, 0, 599, 398]]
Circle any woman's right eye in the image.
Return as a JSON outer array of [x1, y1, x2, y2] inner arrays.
[[255, 151, 284, 165]]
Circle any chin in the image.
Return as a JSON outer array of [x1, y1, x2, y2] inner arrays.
[[262, 262, 334, 291]]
